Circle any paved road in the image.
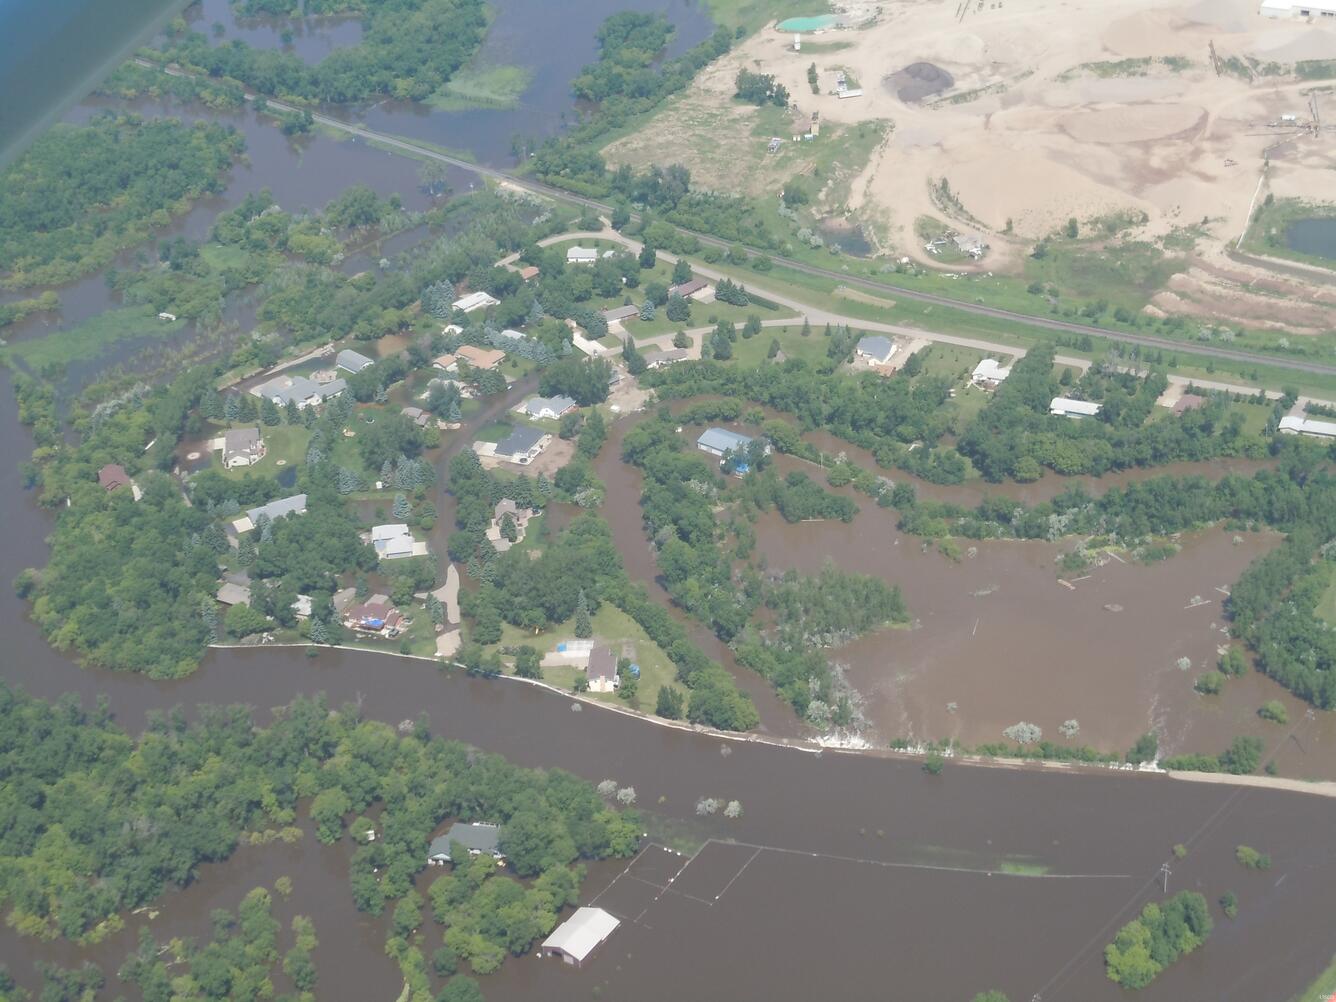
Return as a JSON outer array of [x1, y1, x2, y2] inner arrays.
[[139, 59, 1336, 377]]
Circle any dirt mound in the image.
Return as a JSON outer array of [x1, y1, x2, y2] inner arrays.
[[884, 62, 954, 104]]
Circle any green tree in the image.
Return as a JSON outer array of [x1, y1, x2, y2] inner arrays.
[[573, 589, 592, 638], [513, 645, 541, 679], [656, 686, 685, 719], [225, 602, 270, 639]]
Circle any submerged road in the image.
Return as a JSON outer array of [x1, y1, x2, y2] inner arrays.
[[136, 58, 1336, 379]]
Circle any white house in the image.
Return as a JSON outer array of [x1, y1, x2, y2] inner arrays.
[[1279, 414, 1336, 438], [855, 335, 897, 366], [452, 291, 499, 314], [541, 907, 620, 967], [971, 358, 1012, 388], [371, 524, 418, 560], [1261, 0, 1336, 18], [519, 395, 577, 420], [566, 246, 599, 265], [1050, 396, 1102, 419], [250, 374, 346, 409]]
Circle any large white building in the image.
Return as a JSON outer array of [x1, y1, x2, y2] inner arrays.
[[1279, 414, 1336, 438], [1050, 397, 1102, 419], [541, 907, 620, 967], [1260, 0, 1336, 18]]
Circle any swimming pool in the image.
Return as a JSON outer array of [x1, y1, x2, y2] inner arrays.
[[777, 14, 839, 31]]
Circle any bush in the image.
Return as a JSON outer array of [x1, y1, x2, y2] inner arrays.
[[1257, 700, 1288, 724], [922, 753, 945, 775], [1194, 671, 1225, 695], [1235, 845, 1271, 870]]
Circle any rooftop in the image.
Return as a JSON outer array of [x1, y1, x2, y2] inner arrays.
[[1050, 396, 1102, 417], [972, 358, 1012, 383], [428, 822, 502, 860], [495, 425, 548, 459], [856, 335, 896, 363], [521, 395, 576, 417], [456, 345, 505, 370], [1280, 414, 1336, 438], [542, 907, 620, 963], [246, 493, 307, 524], [224, 427, 262, 450], [453, 291, 499, 312], [697, 427, 754, 454], [602, 305, 639, 322], [588, 646, 617, 684], [336, 348, 375, 373], [98, 463, 131, 491]]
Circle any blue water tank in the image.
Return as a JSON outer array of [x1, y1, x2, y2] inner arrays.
[[556, 642, 567, 652]]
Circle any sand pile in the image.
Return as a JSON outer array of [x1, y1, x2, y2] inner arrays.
[[885, 62, 954, 103], [1252, 29, 1336, 63]]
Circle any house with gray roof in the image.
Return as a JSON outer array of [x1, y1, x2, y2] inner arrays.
[[494, 426, 550, 465], [602, 305, 639, 323], [644, 348, 689, 369], [222, 427, 265, 468], [230, 493, 308, 536], [250, 374, 346, 410], [696, 427, 756, 458], [427, 822, 503, 865], [855, 335, 897, 366], [336, 349, 375, 374], [519, 395, 576, 420]]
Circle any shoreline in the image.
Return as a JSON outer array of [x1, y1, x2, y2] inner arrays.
[[206, 641, 1336, 800]]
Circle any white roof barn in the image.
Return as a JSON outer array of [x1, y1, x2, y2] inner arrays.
[[1279, 415, 1336, 438], [452, 291, 499, 313], [541, 907, 620, 967], [1050, 396, 1102, 419], [566, 246, 598, 264], [336, 349, 375, 374]]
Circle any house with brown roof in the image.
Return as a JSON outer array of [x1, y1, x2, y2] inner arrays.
[[586, 646, 619, 693], [1172, 393, 1207, 416], [518, 265, 540, 282], [455, 345, 505, 371], [98, 464, 132, 493]]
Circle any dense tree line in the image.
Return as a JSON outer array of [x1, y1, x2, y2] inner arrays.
[[0, 114, 244, 289], [0, 685, 638, 997], [763, 562, 907, 648], [644, 360, 968, 484], [158, 0, 487, 104], [958, 345, 1263, 481], [740, 468, 858, 523], [1104, 892, 1212, 989]]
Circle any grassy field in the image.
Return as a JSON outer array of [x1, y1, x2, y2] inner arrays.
[[427, 64, 532, 111], [702, 0, 812, 32], [1, 305, 185, 370], [731, 322, 830, 366], [915, 343, 992, 381]]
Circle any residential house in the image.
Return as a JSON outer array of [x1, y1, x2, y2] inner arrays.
[[455, 345, 505, 371], [401, 406, 432, 428], [452, 291, 499, 314], [342, 599, 402, 633], [427, 822, 504, 865], [371, 524, 418, 560], [644, 348, 689, 369], [566, 246, 598, 265], [1279, 415, 1336, 439], [432, 353, 457, 372], [696, 427, 759, 459], [1050, 397, 1103, 419], [97, 463, 132, 493], [518, 265, 540, 282], [336, 348, 375, 374], [222, 427, 265, 468], [541, 908, 620, 968], [855, 335, 897, 366], [668, 278, 714, 302], [1172, 393, 1207, 416], [290, 595, 313, 619], [587, 646, 618, 693], [952, 233, 987, 259], [602, 305, 639, 323], [216, 582, 252, 606], [233, 493, 308, 533], [519, 395, 577, 420], [250, 374, 346, 410], [498, 328, 528, 347], [493, 426, 550, 465], [971, 358, 1012, 388]]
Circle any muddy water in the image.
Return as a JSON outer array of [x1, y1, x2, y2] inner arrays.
[[4, 376, 1336, 1000], [187, 0, 364, 64]]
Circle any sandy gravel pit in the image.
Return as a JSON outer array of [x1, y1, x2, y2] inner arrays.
[[1060, 103, 1205, 144]]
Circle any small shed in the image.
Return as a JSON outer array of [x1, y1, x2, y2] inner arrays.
[[542, 907, 620, 968]]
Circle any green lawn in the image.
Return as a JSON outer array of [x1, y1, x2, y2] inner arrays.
[[731, 323, 831, 366], [632, 299, 786, 340], [497, 604, 685, 715], [1, 305, 185, 370], [474, 420, 514, 444], [915, 343, 991, 381], [426, 64, 532, 111]]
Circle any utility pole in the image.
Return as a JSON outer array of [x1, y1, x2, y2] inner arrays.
[[1160, 863, 1172, 893]]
